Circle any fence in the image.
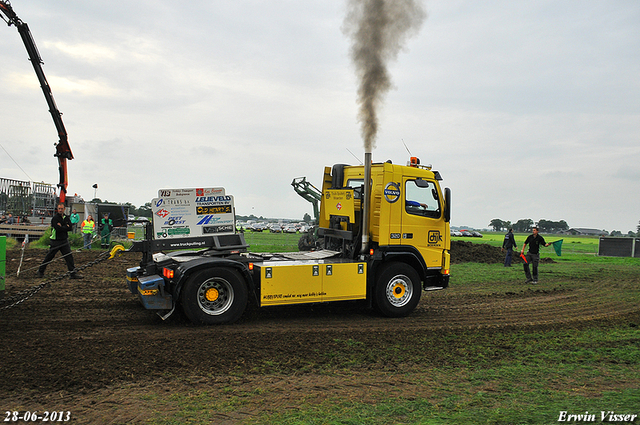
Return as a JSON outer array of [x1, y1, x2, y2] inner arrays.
[[0, 177, 56, 218], [598, 237, 640, 258]]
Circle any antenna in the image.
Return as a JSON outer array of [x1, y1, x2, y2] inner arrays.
[[346, 148, 363, 165], [402, 139, 412, 156]]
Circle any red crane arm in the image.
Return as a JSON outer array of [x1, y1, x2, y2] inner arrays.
[[1, 0, 73, 204]]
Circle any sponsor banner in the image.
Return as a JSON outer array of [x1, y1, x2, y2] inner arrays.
[[151, 188, 235, 239], [158, 187, 225, 198]]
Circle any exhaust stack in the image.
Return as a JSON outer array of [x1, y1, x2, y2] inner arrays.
[[361, 151, 372, 254]]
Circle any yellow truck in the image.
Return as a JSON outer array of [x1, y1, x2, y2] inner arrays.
[[125, 157, 451, 324]]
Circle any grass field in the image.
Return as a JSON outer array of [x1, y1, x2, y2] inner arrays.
[[458, 232, 601, 255], [6, 231, 638, 424], [145, 231, 638, 424], [249, 232, 640, 424]]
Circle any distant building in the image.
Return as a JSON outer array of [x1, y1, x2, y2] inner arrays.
[[564, 228, 609, 236]]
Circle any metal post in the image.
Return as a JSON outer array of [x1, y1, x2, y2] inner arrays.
[[0, 236, 6, 298]]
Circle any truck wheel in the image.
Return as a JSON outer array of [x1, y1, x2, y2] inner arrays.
[[374, 262, 422, 317], [181, 267, 248, 325], [298, 234, 314, 251]]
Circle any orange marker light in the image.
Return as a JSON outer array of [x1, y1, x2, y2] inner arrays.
[[163, 268, 174, 279], [248, 263, 254, 271]]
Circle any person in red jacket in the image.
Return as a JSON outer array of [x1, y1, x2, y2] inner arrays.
[[37, 203, 83, 279]]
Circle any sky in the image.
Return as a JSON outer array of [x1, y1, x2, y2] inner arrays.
[[1, 0, 639, 233]]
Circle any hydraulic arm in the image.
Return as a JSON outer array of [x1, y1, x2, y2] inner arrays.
[[1, 0, 73, 203], [291, 177, 322, 222]]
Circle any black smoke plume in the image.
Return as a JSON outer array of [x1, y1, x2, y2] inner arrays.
[[343, 0, 426, 152]]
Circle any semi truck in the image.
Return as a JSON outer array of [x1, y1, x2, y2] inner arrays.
[[125, 157, 451, 324]]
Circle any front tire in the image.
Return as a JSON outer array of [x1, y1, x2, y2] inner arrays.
[[374, 262, 422, 317], [181, 267, 248, 325]]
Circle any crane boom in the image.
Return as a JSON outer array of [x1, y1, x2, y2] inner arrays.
[[1, 0, 73, 204]]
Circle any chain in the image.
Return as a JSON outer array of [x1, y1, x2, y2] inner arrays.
[[0, 249, 113, 312]]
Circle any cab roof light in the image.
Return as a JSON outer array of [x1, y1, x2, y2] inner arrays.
[[407, 156, 433, 171]]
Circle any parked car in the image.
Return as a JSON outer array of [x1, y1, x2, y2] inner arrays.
[[250, 223, 266, 232], [283, 225, 298, 233], [269, 223, 283, 233]]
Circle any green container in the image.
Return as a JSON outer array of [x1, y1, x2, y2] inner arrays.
[[0, 236, 6, 296]]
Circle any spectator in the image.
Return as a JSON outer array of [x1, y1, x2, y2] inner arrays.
[[81, 215, 95, 249], [70, 209, 80, 233], [100, 213, 113, 249], [501, 228, 517, 267]]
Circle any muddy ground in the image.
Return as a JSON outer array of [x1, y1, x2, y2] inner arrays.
[[0, 241, 637, 424]]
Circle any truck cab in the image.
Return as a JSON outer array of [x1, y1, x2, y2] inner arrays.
[[319, 160, 450, 288]]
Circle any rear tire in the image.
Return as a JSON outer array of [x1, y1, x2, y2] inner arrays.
[[374, 262, 421, 317], [181, 267, 248, 325]]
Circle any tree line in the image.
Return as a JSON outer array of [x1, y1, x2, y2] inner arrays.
[[489, 218, 569, 233]]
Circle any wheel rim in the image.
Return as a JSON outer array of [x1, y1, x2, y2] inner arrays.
[[197, 277, 234, 316], [385, 274, 413, 308]]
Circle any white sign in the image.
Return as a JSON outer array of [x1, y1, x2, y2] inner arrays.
[[151, 187, 235, 239]]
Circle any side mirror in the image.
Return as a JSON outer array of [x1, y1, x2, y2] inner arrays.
[[444, 187, 451, 223]]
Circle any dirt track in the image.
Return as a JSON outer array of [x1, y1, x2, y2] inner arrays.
[[1, 244, 638, 423]]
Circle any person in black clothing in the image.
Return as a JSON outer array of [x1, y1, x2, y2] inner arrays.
[[501, 228, 517, 267], [37, 203, 83, 279], [520, 226, 549, 284]]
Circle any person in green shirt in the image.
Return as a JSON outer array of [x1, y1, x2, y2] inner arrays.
[[100, 213, 113, 249], [70, 209, 80, 233]]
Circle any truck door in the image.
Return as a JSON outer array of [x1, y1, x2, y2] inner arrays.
[[401, 178, 445, 268]]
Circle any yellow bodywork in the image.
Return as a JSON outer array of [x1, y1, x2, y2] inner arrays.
[[319, 161, 450, 275], [258, 260, 366, 306], [323, 189, 355, 224]]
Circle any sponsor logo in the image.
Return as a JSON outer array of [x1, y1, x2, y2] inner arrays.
[[164, 216, 186, 226], [197, 215, 223, 225], [196, 188, 225, 196], [428, 230, 442, 244], [336, 202, 342, 211], [157, 227, 191, 238], [196, 205, 232, 215], [195, 195, 232, 203], [156, 209, 169, 218], [203, 224, 234, 234], [155, 199, 164, 207], [384, 182, 401, 203]]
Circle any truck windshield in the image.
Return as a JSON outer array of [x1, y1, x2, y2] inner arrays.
[[405, 180, 440, 219]]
